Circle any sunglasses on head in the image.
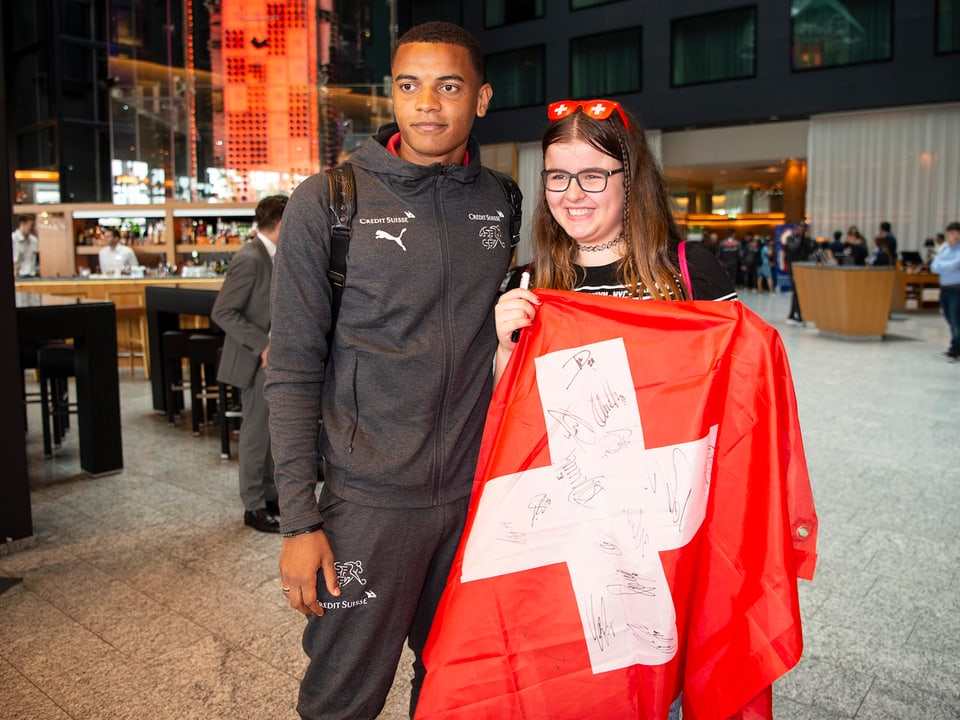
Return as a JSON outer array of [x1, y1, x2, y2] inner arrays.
[[547, 100, 630, 130]]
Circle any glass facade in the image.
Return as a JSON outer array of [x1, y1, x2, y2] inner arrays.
[[485, 45, 545, 110], [672, 6, 756, 87], [571, 0, 621, 9], [7, 0, 395, 205], [791, 0, 893, 70], [409, 0, 461, 26], [484, 0, 543, 29], [937, 0, 960, 54], [570, 27, 641, 98]]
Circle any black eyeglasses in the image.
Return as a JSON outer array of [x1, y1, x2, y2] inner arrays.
[[541, 167, 625, 193]]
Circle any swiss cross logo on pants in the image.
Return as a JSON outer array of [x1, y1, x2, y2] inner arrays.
[[462, 338, 717, 674]]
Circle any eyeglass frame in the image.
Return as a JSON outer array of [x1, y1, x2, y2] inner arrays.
[[541, 167, 625, 193], [547, 99, 631, 130]]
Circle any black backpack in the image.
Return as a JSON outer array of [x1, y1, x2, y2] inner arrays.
[[324, 162, 522, 342]]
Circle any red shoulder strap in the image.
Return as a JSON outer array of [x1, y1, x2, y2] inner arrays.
[[679, 241, 693, 297]]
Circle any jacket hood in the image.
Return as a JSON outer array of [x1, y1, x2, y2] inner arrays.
[[346, 123, 484, 186]]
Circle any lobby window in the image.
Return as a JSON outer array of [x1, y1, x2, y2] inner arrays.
[[485, 0, 544, 29], [571, 27, 641, 97], [571, 0, 622, 8], [937, 0, 960, 54], [485, 46, 545, 110], [791, 0, 892, 70], [671, 6, 756, 87], [409, 0, 462, 26]]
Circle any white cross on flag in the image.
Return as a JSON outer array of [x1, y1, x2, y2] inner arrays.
[[462, 337, 718, 674]]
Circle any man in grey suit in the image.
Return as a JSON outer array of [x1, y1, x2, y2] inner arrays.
[[212, 195, 287, 532]]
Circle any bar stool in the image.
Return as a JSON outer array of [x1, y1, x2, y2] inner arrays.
[[217, 347, 243, 459], [162, 330, 191, 425], [36, 342, 78, 457], [107, 290, 150, 379], [188, 333, 224, 435]]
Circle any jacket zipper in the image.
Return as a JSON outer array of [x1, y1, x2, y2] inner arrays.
[[432, 168, 455, 506]]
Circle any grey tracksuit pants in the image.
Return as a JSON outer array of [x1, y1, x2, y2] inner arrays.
[[297, 485, 469, 720]]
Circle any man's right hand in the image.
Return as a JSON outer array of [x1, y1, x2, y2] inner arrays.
[[279, 529, 341, 616]]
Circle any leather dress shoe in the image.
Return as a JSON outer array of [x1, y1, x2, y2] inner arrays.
[[244, 508, 280, 533], [266, 500, 281, 517]]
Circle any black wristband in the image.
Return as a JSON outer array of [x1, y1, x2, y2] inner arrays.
[[282, 523, 323, 538]]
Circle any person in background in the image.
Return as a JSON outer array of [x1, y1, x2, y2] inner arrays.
[[702, 231, 720, 255], [265, 21, 516, 720], [716, 228, 742, 288], [879, 221, 898, 260], [844, 226, 868, 266], [211, 195, 287, 533], [757, 237, 773, 291], [935, 232, 946, 257], [930, 221, 960, 362], [98, 227, 137, 275], [829, 230, 845, 257], [741, 234, 762, 291], [785, 222, 814, 326], [869, 235, 893, 266], [494, 98, 735, 384], [12, 214, 39, 277]]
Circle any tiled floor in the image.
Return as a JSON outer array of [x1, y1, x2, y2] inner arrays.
[[2, 290, 958, 719]]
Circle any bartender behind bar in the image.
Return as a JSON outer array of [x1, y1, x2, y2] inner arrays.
[[11, 214, 38, 277], [98, 227, 138, 275]]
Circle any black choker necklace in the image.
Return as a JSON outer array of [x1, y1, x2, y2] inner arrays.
[[577, 234, 623, 253]]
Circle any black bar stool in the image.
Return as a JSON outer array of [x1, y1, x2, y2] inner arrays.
[[36, 342, 78, 457], [188, 333, 224, 435], [215, 346, 243, 459], [162, 330, 190, 425]]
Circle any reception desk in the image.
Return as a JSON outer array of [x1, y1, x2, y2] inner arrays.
[[791, 263, 896, 340]]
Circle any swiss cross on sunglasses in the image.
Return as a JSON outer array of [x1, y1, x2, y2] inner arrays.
[[547, 99, 630, 130]]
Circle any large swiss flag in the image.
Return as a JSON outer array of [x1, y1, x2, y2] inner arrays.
[[416, 291, 817, 720]]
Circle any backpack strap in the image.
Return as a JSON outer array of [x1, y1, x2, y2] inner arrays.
[[485, 168, 523, 250], [325, 163, 356, 344]]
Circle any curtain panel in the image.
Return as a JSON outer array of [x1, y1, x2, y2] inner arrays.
[[806, 103, 960, 249]]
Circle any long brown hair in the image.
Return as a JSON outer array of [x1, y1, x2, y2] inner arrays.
[[532, 106, 687, 299]]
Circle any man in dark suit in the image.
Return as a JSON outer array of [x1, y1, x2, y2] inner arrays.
[[211, 195, 287, 532]]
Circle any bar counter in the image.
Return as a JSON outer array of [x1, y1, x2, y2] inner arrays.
[[14, 276, 224, 299], [791, 262, 896, 340]]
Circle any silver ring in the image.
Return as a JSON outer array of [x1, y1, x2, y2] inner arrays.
[[281, 586, 291, 593]]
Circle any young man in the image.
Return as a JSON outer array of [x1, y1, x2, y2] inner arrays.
[[211, 195, 287, 533], [931, 221, 960, 361], [264, 22, 518, 720]]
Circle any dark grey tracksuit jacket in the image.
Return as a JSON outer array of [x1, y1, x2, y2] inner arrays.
[[265, 124, 516, 535]]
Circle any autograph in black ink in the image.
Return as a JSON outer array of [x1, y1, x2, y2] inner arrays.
[[590, 380, 628, 427], [599, 428, 633, 457], [627, 508, 650, 555], [527, 493, 551, 527], [666, 449, 693, 530], [556, 452, 605, 507], [586, 595, 616, 653], [497, 522, 527, 544], [607, 569, 657, 597], [562, 349, 596, 390], [627, 623, 677, 655], [547, 409, 597, 446]]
